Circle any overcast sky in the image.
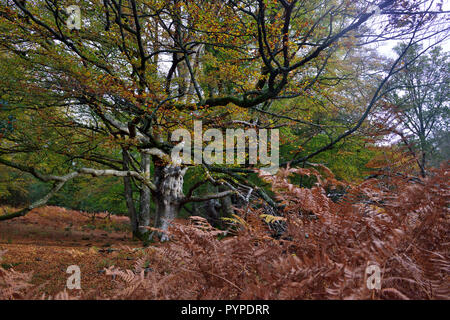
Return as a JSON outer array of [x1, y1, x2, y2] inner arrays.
[[374, 1, 450, 58]]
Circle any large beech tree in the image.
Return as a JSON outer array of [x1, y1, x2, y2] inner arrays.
[[0, 0, 448, 241]]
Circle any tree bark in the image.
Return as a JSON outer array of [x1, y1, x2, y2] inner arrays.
[[419, 134, 427, 177], [219, 185, 234, 217], [122, 150, 139, 237], [122, 150, 152, 241], [138, 152, 151, 239], [153, 162, 186, 241]]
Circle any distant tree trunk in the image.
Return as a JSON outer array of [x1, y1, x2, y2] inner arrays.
[[204, 185, 220, 224], [219, 185, 234, 216], [193, 185, 234, 228], [420, 153, 427, 177], [138, 152, 151, 239], [418, 132, 427, 177], [153, 162, 187, 241], [122, 150, 139, 237], [123, 150, 152, 241]]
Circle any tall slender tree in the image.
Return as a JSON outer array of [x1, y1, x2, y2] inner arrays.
[[382, 43, 449, 176]]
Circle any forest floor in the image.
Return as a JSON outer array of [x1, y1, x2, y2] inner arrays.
[[0, 206, 170, 297]]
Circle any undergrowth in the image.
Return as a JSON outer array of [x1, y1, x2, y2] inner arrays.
[[1, 164, 448, 300]]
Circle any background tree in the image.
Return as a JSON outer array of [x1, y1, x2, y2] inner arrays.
[[382, 43, 449, 177]]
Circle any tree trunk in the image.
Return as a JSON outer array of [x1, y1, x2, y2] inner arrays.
[[219, 185, 234, 217], [419, 134, 427, 177], [123, 174, 138, 236], [153, 162, 186, 241], [123, 150, 152, 242], [138, 152, 151, 240], [122, 150, 139, 237]]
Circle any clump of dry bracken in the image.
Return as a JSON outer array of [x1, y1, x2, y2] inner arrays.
[[101, 164, 449, 300]]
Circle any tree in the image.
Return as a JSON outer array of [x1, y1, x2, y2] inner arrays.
[[382, 43, 449, 176], [0, 0, 448, 241]]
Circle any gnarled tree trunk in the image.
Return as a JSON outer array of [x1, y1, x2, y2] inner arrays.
[[153, 162, 187, 241]]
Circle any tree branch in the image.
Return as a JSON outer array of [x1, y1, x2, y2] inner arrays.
[[181, 190, 235, 205]]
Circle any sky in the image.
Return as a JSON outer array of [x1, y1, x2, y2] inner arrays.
[[373, 0, 450, 58]]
